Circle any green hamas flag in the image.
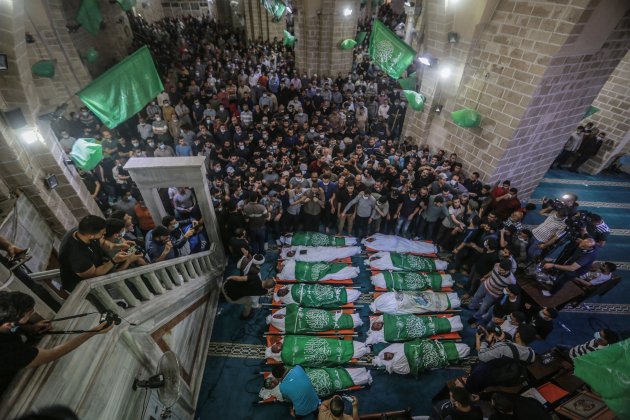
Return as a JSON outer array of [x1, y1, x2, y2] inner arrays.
[[403, 90, 425, 111], [355, 31, 368, 44], [78, 46, 164, 128], [261, 0, 286, 22], [70, 138, 103, 170], [389, 253, 437, 272], [76, 0, 103, 36], [291, 232, 346, 247], [32, 60, 56, 78], [294, 262, 348, 282], [339, 39, 358, 50], [404, 339, 459, 375], [290, 284, 349, 308], [382, 272, 445, 291], [116, 0, 137, 12], [584, 105, 600, 119], [398, 76, 417, 91], [283, 30, 296, 47], [369, 20, 416, 79], [281, 336, 355, 367], [284, 304, 354, 334], [574, 338, 630, 418], [383, 315, 452, 342], [305, 368, 355, 397], [451, 108, 482, 128]]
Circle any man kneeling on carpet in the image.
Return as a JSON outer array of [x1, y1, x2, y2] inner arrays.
[[267, 304, 363, 334], [223, 254, 274, 319], [373, 339, 470, 375], [266, 336, 370, 367], [261, 365, 320, 418], [275, 284, 361, 308]]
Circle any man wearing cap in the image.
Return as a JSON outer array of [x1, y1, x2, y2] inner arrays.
[[468, 259, 516, 327]]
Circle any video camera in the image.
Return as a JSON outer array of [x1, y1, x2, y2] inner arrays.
[[99, 311, 122, 326]]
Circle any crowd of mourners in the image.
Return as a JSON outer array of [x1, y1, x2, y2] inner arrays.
[[25, 4, 620, 419]]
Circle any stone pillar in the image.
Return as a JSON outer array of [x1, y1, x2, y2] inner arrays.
[[579, 49, 630, 174], [243, 0, 286, 43], [403, 3, 422, 45], [293, 0, 360, 76], [124, 157, 226, 260], [404, 1, 630, 198]]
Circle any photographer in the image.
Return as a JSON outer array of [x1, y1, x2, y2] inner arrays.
[[319, 395, 359, 420], [145, 226, 175, 263], [526, 208, 568, 262], [0, 291, 111, 394], [542, 237, 599, 293]]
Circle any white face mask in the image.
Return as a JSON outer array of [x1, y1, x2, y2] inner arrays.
[[132, 142, 139, 147], [159, 144, 166, 150]]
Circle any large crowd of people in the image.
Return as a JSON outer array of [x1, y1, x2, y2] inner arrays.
[[0, 4, 623, 419]]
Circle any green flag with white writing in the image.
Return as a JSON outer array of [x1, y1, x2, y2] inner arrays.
[[305, 368, 355, 397], [294, 262, 348, 282], [261, 0, 286, 22], [404, 339, 459, 375], [403, 90, 425, 111], [382, 271, 445, 291], [284, 304, 354, 334], [116, 0, 136, 12], [389, 253, 437, 272], [383, 314, 452, 342], [368, 20, 416, 79], [290, 284, 349, 308], [281, 336, 355, 367], [76, 0, 103, 36], [78, 46, 164, 128], [291, 232, 346, 246]]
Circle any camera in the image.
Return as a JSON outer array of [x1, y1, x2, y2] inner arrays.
[[99, 311, 122, 326]]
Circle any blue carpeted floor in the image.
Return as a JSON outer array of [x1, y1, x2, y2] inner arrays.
[[195, 168, 630, 419]]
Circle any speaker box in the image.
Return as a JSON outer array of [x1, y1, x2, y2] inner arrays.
[[2, 108, 27, 130]]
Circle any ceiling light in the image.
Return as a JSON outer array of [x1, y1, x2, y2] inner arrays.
[[343, 7, 352, 16], [440, 66, 452, 79]]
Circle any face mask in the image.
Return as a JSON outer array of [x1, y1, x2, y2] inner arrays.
[[62, 134, 69, 138], [239, 145, 244, 150], [594, 331, 601, 340], [82, 112, 88, 116], [147, 141, 154, 147], [132, 142, 139, 147], [171, 222, 179, 230], [159, 144, 166, 150], [155, 117, 161, 121], [450, 180, 457, 185]]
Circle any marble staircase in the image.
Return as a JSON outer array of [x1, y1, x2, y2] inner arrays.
[[0, 246, 226, 420]]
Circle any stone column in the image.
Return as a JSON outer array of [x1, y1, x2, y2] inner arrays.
[[293, 0, 360, 76], [243, 0, 285, 42], [404, 3, 422, 45], [579, 49, 630, 174]]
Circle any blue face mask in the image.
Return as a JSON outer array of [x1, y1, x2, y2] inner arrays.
[[594, 331, 601, 340], [10, 324, 20, 333]]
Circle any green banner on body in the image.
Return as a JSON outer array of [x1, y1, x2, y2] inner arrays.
[[305, 368, 355, 397], [574, 338, 630, 418], [291, 232, 346, 246], [404, 339, 459, 375], [281, 336, 355, 367], [78, 46, 164, 128], [382, 271, 444, 291], [383, 314, 452, 342], [368, 20, 417, 79], [76, 0, 103, 36], [284, 304, 354, 334], [294, 261, 348, 282], [290, 284, 349, 308], [261, 0, 286, 21], [389, 253, 437, 272]]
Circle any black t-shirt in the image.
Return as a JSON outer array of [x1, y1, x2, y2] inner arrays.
[[229, 237, 250, 259], [0, 332, 38, 395], [224, 273, 266, 301], [59, 228, 105, 292]]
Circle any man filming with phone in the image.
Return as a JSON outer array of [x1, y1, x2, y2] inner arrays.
[[0, 291, 112, 395]]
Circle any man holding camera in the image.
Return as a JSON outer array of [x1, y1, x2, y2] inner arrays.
[[0, 291, 111, 394], [319, 395, 359, 420], [543, 237, 599, 293]]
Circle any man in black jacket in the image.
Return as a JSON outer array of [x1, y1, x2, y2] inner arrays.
[[570, 132, 606, 172]]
